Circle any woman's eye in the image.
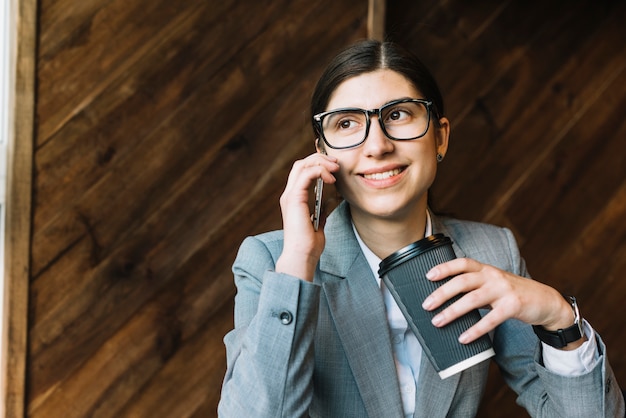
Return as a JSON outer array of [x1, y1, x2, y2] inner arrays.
[[338, 119, 357, 130], [388, 109, 409, 122]]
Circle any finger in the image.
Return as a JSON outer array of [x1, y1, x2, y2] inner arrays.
[[457, 309, 503, 344], [422, 270, 484, 311], [282, 165, 337, 208], [302, 152, 339, 171], [426, 257, 481, 281], [288, 154, 337, 180], [280, 155, 340, 236], [284, 156, 339, 193], [427, 281, 489, 326]]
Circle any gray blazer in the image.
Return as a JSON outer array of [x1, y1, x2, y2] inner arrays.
[[218, 202, 624, 417]]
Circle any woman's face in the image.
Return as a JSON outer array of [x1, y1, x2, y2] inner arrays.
[[318, 69, 449, 223]]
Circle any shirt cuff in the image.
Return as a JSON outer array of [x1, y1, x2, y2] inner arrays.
[[541, 320, 599, 376]]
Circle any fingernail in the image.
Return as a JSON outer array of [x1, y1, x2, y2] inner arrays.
[[426, 269, 437, 280], [422, 297, 433, 310], [431, 314, 443, 326], [458, 333, 469, 344]]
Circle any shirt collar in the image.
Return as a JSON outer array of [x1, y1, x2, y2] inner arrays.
[[353, 210, 433, 282]]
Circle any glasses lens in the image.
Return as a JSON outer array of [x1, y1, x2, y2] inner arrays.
[[320, 110, 368, 149], [380, 101, 430, 140]]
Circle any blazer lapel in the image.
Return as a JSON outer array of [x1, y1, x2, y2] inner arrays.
[[412, 353, 462, 418], [430, 209, 467, 258], [319, 202, 405, 418], [317, 206, 471, 418]]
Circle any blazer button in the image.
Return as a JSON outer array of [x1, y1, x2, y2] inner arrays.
[[279, 311, 293, 325]]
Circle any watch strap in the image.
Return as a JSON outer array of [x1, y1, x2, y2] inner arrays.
[[532, 295, 583, 348], [532, 322, 582, 348]]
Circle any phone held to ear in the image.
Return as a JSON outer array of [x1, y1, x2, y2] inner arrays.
[[312, 148, 328, 231], [313, 177, 323, 231]]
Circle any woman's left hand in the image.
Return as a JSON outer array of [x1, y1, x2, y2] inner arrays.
[[421, 258, 581, 348]]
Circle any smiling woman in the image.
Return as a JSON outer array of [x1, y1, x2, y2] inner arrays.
[[218, 40, 624, 418]]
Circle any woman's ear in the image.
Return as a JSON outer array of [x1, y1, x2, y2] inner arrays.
[[315, 138, 327, 155], [435, 117, 450, 158]]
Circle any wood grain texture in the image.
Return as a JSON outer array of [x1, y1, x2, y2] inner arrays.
[[2, 0, 37, 416], [387, 0, 626, 416], [14, 0, 626, 417], [29, 0, 367, 417], [368, 0, 386, 41]]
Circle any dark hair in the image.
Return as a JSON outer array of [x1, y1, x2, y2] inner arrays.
[[311, 40, 445, 137]]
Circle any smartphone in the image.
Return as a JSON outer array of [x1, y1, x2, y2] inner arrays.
[[313, 177, 324, 231]]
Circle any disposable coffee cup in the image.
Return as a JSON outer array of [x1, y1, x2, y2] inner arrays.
[[378, 234, 495, 379]]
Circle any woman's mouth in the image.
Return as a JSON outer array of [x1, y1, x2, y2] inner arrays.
[[362, 168, 404, 180]]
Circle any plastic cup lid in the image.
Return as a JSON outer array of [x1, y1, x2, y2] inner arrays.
[[378, 233, 452, 277]]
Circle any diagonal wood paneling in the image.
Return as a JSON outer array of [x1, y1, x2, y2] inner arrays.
[[387, 0, 626, 416], [30, 1, 367, 417]]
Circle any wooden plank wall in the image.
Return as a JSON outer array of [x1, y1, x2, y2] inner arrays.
[[3, 0, 37, 417], [386, 0, 626, 416], [23, 0, 626, 417], [30, 1, 367, 417]]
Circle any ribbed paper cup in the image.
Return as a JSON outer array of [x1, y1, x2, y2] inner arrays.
[[378, 234, 495, 379]]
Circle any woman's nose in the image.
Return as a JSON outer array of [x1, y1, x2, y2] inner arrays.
[[362, 116, 394, 156]]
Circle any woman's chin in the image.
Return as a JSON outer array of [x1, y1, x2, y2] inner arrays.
[[352, 204, 409, 222]]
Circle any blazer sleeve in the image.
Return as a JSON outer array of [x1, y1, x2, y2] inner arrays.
[[218, 235, 321, 418], [489, 227, 625, 417]]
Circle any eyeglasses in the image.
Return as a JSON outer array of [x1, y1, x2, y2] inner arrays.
[[313, 98, 433, 150]]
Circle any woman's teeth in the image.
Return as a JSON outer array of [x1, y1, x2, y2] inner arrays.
[[363, 168, 402, 180]]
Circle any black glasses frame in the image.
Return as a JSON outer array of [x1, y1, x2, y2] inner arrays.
[[313, 98, 433, 150]]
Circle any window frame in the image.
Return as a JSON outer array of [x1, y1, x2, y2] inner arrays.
[[1, 0, 36, 416]]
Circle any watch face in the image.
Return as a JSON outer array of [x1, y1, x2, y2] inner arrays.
[[569, 296, 584, 341]]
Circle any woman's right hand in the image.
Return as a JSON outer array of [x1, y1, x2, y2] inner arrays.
[[275, 152, 339, 282]]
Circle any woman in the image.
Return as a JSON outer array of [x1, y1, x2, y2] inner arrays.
[[218, 40, 623, 417]]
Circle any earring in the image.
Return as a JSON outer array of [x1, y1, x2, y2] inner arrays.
[[436, 153, 444, 162]]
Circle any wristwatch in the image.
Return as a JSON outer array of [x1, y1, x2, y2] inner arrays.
[[532, 295, 584, 348]]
